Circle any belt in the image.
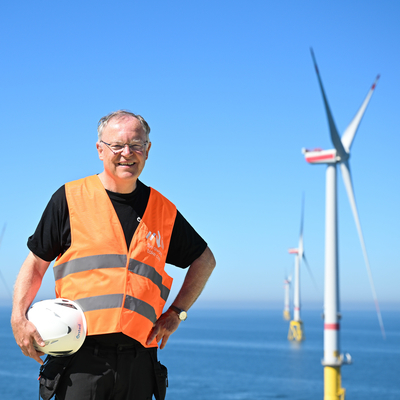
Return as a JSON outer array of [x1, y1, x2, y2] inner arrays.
[[82, 337, 155, 354]]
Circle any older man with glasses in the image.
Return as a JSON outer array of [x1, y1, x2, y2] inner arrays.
[[11, 110, 216, 400]]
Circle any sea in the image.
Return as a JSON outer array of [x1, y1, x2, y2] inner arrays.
[[1, 306, 399, 400]]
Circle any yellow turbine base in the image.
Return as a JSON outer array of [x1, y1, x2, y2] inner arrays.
[[324, 366, 346, 400], [287, 320, 305, 341], [283, 310, 291, 321]]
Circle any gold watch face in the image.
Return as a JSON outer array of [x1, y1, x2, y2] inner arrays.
[[179, 311, 187, 321]]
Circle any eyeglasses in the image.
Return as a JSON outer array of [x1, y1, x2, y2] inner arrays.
[[100, 140, 149, 154]]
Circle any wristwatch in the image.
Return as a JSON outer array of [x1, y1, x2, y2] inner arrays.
[[169, 305, 188, 321]]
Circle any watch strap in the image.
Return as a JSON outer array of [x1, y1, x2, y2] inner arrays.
[[170, 305, 185, 314], [169, 305, 187, 320]]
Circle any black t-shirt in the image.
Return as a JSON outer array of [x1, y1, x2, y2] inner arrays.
[[28, 179, 207, 268], [28, 179, 207, 347]]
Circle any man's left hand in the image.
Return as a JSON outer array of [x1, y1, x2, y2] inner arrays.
[[146, 309, 180, 349]]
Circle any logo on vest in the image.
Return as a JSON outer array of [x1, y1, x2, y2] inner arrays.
[[146, 231, 164, 261]]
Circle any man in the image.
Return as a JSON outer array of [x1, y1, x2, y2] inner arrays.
[[11, 110, 216, 400]]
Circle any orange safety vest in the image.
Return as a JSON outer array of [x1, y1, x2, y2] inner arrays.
[[53, 175, 177, 348]]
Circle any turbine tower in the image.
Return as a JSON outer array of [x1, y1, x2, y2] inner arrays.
[[287, 196, 313, 341], [283, 275, 291, 321], [287, 246, 303, 340], [302, 49, 385, 400]]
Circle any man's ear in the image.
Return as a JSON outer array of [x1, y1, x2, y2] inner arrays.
[[145, 142, 152, 160], [96, 142, 104, 161]]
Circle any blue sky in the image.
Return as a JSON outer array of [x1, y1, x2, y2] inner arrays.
[[0, 1, 399, 316]]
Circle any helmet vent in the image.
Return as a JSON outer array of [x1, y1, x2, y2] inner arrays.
[[56, 301, 78, 310]]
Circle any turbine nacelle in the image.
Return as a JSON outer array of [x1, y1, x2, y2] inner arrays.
[[302, 148, 340, 164]]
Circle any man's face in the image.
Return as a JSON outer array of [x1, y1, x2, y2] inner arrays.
[[97, 116, 151, 190]]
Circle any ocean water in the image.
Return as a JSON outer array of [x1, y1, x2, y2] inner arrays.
[[1, 306, 399, 400]]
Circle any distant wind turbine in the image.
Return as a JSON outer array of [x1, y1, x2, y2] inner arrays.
[[283, 275, 291, 321], [287, 196, 316, 341], [302, 48, 384, 400]]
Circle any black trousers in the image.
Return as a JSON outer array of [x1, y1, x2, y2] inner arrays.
[[40, 342, 163, 400]]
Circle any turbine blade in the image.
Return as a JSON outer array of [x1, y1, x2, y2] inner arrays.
[[310, 48, 347, 158], [341, 75, 380, 153], [0, 223, 6, 248], [302, 253, 319, 292], [0, 270, 12, 299], [298, 194, 305, 256], [339, 161, 386, 339]]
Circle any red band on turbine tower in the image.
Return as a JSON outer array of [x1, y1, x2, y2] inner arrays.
[[324, 323, 340, 330]]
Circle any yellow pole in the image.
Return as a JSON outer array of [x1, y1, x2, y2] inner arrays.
[[324, 366, 345, 400]]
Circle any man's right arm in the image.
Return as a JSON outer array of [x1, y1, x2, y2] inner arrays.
[[11, 251, 51, 365]]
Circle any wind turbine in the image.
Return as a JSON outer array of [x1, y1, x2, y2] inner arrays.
[[302, 49, 385, 400], [287, 196, 315, 341], [283, 275, 291, 321]]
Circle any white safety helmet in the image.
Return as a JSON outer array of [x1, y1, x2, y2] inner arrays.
[[27, 298, 87, 357]]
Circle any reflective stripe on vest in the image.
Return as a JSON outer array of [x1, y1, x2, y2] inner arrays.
[[54, 255, 170, 301], [53, 175, 177, 347]]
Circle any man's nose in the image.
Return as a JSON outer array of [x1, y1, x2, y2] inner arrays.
[[121, 144, 133, 155]]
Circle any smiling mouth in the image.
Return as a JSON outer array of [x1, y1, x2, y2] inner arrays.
[[118, 162, 135, 166]]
